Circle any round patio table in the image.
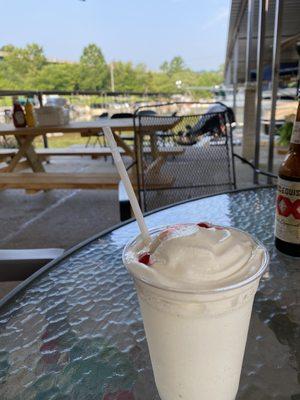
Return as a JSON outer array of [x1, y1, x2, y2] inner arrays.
[[0, 187, 299, 400]]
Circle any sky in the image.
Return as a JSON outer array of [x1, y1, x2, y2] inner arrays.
[[1, 0, 230, 71]]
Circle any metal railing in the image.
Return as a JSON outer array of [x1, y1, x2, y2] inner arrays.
[[0, 89, 179, 98]]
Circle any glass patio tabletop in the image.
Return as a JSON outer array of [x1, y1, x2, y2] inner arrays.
[[0, 187, 299, 400]]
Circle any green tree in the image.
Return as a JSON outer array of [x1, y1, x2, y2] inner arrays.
[[79, 44, 109, 90], [160, 61, 170, 73], [113, 62, 151, 92], [169, 56, 186, 74], [150, 72, 175, 93], [160, 56, 186, 76], [33, 63, 80, 90], [0, 44, 46, 89], [0, 43, 223, 98], [24, 44, 47, 70]]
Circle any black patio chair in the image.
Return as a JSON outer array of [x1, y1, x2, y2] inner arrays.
[[132, 102, 237, 212], [111, 112, 135, 143], [84, 112, 109, 148], [111, 112, 134, 119], [136, 109, 176, 146], [99, 112, 109, 118], [130, 101, 277, 213], [175, 102, 235, 145], [136, 110, 157, 116]]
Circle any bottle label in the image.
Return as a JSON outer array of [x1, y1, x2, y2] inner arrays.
[[290, 121, 300, 144], [14, 111, 25, 125], [275, 178, 300, 244]]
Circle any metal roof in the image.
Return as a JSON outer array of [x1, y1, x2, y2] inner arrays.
[[225, 0, 300, 83]]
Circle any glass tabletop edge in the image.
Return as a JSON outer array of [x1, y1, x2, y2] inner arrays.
[[0, 184, 275, 309]]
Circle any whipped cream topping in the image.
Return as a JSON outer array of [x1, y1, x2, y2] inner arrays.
[[124, 224, 266, 292]]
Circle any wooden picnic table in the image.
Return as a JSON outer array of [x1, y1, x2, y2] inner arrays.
[[0, 118, 178, 137], [0, 119, 136, 161], [0, 118, 181, 191], [0, 119, 135, 136]]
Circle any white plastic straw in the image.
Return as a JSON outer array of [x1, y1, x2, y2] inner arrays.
[[103, 127, 151, 244]]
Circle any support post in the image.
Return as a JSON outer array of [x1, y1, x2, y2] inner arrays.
[[253, 0, 267, 184], [225, 61, 232, 86], [245, 0, 255, 84], [267, 0, 283, 182], [233, 40, 239, 118], [242, 0, 256, 160]]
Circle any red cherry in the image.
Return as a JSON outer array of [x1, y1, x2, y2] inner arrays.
[[197, 222, 211, 228], [197, 222, 224, 230], [138, 252, 151, 265]]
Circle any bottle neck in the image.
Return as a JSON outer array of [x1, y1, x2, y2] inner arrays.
[[290, 119, 300, 146]]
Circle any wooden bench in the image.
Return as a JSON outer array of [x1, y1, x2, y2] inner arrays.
[[0, 169, 178, 192], [0, 147, 123, 161], [143, 147, 184, 157], [36, 148, 120, 160], [0, 146, 184, 162], [41, 147, 184, 158], [0, 172, 126, 190], [0, 149, 18, 162], [0, 147, 183, 192]]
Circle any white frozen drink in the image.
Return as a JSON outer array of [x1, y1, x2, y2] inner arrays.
[[123, 223, 268, 400]]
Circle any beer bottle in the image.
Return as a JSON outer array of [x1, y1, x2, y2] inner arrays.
[[275, 101, 300, 256]]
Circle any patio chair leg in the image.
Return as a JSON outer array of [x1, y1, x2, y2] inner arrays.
[[85, 137, 91, 148]]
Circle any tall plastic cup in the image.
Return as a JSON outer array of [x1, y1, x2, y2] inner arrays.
[[123, 226, 269, 400]]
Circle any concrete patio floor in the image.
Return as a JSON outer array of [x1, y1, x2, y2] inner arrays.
[[0, 140, 283, 251], [0, 136, 284, 299]]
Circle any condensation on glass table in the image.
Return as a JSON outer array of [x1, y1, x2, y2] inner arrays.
[[0, 187, 299, 400]]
